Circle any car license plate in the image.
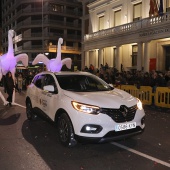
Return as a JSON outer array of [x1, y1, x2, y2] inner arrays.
[[115, 122, 136, 132]]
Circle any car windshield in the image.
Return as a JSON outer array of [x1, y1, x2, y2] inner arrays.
[[55, 74, 114, 92]]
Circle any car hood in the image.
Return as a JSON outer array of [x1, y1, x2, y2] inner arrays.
[[63, 88, 137, 108]]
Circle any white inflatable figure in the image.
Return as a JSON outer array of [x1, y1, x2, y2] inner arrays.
[[0, 29, 28, 108], [32, 38, 72, 72], [0, 30, 28, 79]]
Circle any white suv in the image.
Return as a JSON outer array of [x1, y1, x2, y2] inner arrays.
[[26, 71, 145, 147]]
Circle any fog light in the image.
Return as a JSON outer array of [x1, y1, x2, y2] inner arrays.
[[141, 116, 145, 125], [81, 124, 103, 134], [86, 126, 97, 131]]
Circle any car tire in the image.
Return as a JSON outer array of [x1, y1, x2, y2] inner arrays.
[[57, 112, 77, 147], [26, 100, 37, 120]]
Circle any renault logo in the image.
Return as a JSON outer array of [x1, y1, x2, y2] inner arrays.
[[120, 105, 128, 117]]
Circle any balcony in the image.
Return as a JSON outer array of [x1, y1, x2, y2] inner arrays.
[[84, 13, 170, 42], [49, 45, 81, 54], [15, 7, 81, 18], [13, 32, 80, 42], [16, 19, 81, 30], [15, 45, 81, 55]]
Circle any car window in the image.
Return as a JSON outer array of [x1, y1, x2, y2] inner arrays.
[[32, 75, 39, 84], [56, 74, 113, 92], [34, 74, 46, 89], [44, 74, 58, 93]]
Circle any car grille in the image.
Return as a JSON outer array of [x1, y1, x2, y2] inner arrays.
[[100, 105, 137, 123]]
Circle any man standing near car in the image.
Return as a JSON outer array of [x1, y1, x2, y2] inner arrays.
[[4, 71, 15, 106]]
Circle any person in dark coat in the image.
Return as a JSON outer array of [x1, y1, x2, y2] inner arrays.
[[4, 71, 15, 106]]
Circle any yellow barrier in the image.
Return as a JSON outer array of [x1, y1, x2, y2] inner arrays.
[[119, 85, 153, 105], [155, 87, 170, 108], [139, 86, 153, 105], [114, 84, 121, 89], [114, 85, 170, 108]]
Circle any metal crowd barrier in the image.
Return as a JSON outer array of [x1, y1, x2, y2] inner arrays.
[[155, 87, 170, 108], [119, 85, 152, 105], [114, 85, 170, 108]]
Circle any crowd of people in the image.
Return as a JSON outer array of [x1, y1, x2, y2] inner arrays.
[[0, 71, 35, 102], [0, 71, 35, 106], [83, 63, 170, 90], [1, 64, 169, 108]]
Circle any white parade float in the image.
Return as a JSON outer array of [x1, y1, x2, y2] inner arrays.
[[32, 38, 72, 72]]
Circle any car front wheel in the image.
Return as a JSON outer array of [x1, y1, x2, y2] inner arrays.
[[26, 100, 37, 120], [57, 113, 77, 147]]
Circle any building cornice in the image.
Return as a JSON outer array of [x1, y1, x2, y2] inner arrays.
[[88, 0, 120, 12], [131, 0, 142, 5]]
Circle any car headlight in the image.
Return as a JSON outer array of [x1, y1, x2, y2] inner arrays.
[[137, 98, 143, 110], [71, 101, 100, 115]]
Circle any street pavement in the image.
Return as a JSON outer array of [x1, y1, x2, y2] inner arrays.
[[0, 87, 170, 170]]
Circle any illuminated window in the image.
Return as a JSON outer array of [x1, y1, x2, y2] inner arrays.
[[51, 4, 63, 12], [133, 3, 142, 21], [99, 16, 104, 30], [114, 10, 121, 27]]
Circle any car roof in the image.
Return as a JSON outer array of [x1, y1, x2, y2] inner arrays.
[[38, 71, 92, 76]]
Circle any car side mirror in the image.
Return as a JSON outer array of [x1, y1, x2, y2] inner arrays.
[[43, 85, 54, 92]]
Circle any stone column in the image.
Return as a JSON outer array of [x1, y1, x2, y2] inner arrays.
[[85, 51, 89, 68], [98, 48, 104, 67], [144, 42, 150, 72], [95, 49, 99, 69]]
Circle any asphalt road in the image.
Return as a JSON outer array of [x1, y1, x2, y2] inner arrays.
[[0, 87, 170, 170]]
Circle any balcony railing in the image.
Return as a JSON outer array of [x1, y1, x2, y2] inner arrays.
[[16, 19, 81, 29], [16, 7, 81, 17], [14, 33, 80, 41], [84, 13, 170, 41], [49, 45, 80, 52], [15, 45, 81, 53]]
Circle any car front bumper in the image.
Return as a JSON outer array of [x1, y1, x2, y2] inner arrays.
[[75, 126, 144, 144]]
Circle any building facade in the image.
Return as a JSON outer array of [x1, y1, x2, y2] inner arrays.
[[78, 0, 96, 70], [81, 0, 170, 72], [1, 0, 82, 70]]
